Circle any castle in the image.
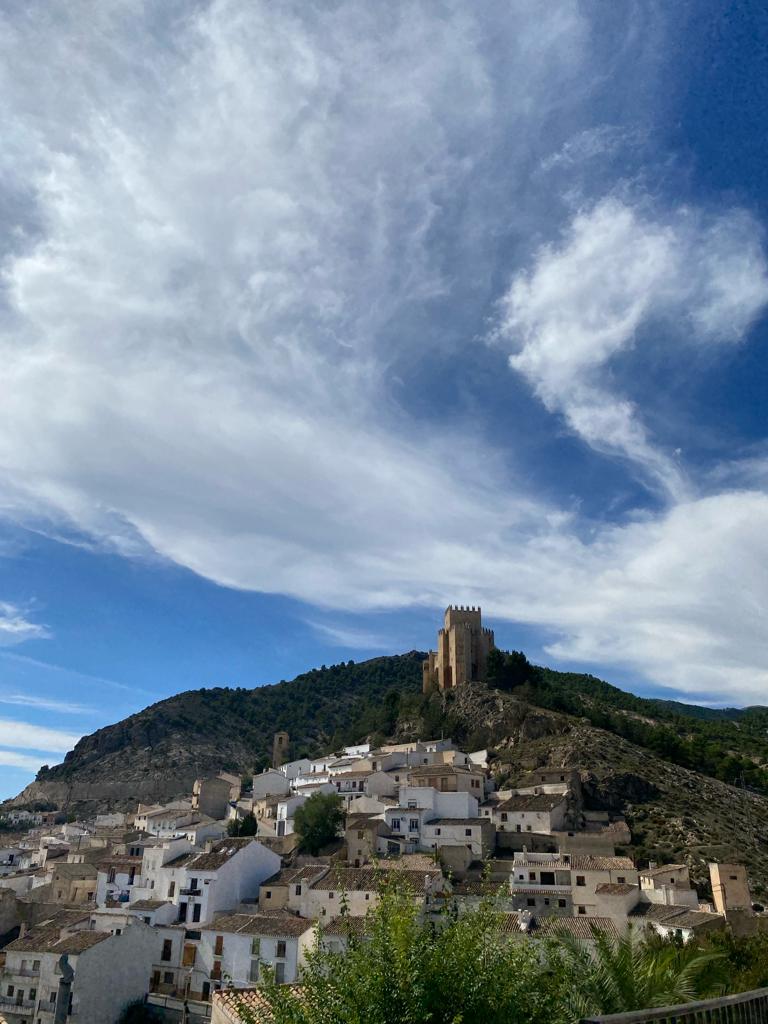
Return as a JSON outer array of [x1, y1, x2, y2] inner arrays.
[[422, 605, 495, 693]]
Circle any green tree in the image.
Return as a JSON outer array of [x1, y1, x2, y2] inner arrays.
[[241, 882, 570, 1024], [554, 925, 727, 1020], [227, 813, 258, 837], [293, 792, 344, 855]]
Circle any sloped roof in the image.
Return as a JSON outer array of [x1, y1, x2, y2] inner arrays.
[[630, 903, 722, 930], [570, 856, 635, 872], [130, 899, 170, 911], [497, 793, 565, 812], [211, 912, 312, 937], [188, 838, 255, 871], [536, 916, 620, 940], [260, 864, 327, 888], [594, 883, 637, 896]]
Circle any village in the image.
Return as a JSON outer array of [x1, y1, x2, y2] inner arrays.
[[0, 609, 763, 1024], [0, 738, 762, 1024]]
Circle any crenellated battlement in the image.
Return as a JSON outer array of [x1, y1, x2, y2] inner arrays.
[[424, 605, 496, 693]]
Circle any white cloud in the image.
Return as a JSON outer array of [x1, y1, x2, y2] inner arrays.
[[0, 719, 81, 753], [495, 198, 768, 497], [308, 621, 391, 651], [0, 749, 48, 772], [0, 1, 766, 708], [0, 693, 91, 714], [0, 603, 49, 645]]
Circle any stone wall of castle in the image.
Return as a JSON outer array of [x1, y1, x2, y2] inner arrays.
[[422, 605, 495, 693]]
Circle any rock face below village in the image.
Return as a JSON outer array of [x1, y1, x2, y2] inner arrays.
[[6, 655, 768, 898]]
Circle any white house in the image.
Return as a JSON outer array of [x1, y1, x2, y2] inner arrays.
[[251, 771, 291, 800], [0, 915, 161, 1024]]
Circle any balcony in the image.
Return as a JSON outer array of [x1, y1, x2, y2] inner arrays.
[[0, 995, 35, 1014], [579, 986, 768, 1023], [180, 887, 202, 897], [6, 967, 40, 978]]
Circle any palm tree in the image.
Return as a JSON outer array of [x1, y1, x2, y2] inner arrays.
[[552, 925, 727, 1021]]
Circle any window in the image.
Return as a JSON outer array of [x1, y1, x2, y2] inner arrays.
[[264, 890, 272, 900], [357, 830, 365, 839], [143, 917, 151, 925], [500, 813, 508, 823], [29, 989, 36, 1000], [251, 937, 260, 956], [576, 876, 586, 886], [275, 962, 286, 984], [214, 935, 224, 957], [190, 878, 198, 890], [50, 992, 56, 1004], [617, 876, 626, 884], [544, 898, 550, 906], [168, 881, 175, 898], [464, 828, 472, 837], [407, 800, 417, 809], [192, 903, 202, 923], [391, 819, 400, 831], [527, 898, 536, 907], [528, 872, 536, 881], [328, 892, 334, 900], [365, 893, 370, 901], [558, 899, 566, 908], [7, 986, 13, 997], [178, 902, 188, 923], [295, 884, 302, 896], [435, 828, 441, 836], [107, 868, 116, 883], [33, 962, 40, 972], [249, 960, 260, 983], [202, 981, 211, 999], [163, 972, 174, 985], [276, 941, 287, 958], [577, 906, 586, 915], [162, 939, 173, 962], [410, 819, 419, 832], [730, 875, 738, 881]]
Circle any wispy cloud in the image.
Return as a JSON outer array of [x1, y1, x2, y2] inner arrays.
[[308, 621, 392, 651], [494, 197, 768, 499], [0, 719, 81, 754], [0, 693, 92, 714], [0, 749, 48, 772], [0, 603, 49, 646]]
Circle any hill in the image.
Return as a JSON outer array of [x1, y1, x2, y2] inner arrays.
[[6, 652, 425, 811], [6, 649, 768, 896]]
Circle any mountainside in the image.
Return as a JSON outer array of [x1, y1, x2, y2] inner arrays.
[[7, 653, 425, 811], [7, 650, 768, 897]]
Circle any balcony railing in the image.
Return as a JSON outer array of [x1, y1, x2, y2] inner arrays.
[[180, 887, 202, 896], [0, 995, 35, 1013], [579, 986, 768, 1023]]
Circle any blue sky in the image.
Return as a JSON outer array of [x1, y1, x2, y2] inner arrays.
[[1, 1, 767, 799]]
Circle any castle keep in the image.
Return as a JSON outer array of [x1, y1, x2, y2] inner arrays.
[[422, 605, 495, 693]]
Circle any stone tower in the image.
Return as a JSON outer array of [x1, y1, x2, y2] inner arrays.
[[422, 605, 495, 694], [272, 731, 289, 769]]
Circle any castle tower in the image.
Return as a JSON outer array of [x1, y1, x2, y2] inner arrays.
[[272, 730, 289, 769], [422, 606, 495, 693]]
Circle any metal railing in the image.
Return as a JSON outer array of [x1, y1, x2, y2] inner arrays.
[[580, 986, 768, 1023]]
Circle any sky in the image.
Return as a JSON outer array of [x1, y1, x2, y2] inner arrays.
[[1, 0, 767, 800]]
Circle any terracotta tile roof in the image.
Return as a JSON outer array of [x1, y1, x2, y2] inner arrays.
[[261, 864, 327, 888], [630, 904, 722, 930], [497, 793, 566, 812], [452, 878, 509, 897], [408, 764, 478, 777], [639, 863, 687, 877], [7, 922, 110, 955], [311, 866, 440, 895], [536, 916, 620, 940], [595, 883, 637, 896], [187, 838, 255, 871], [424, 818, 488, 827], [214, 985, 305, 1022], [320, 915, 367, 937], [498, 912, 525, 934], [570, 856, 635, 872], [211, 913, 312, 937], [130, 899, 170, 911]]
